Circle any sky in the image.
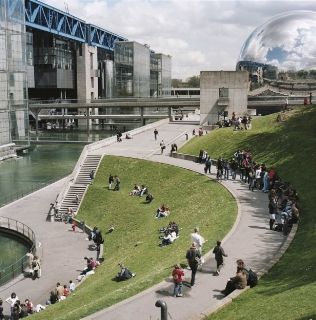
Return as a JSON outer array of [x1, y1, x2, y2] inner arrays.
[[41, 0, 316, 80]]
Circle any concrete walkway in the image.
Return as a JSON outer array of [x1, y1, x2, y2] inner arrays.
[[0, 178, 93, 315], [0, 121, 292, 319], [83, 122, 290, 320]]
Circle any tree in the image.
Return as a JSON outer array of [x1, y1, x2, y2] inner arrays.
[[187, 75, 200, 88], [171, 79, 183, 88]]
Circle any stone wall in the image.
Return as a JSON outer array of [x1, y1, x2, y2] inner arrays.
[[200, 71, 249, 125]]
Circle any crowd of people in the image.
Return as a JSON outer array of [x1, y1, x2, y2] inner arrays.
[[3, 293, 38, 319], [216, 113, 252, 131], [2, 279, 76, 319]]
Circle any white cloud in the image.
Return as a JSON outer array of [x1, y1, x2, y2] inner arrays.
[[41, 0, 316, 79]]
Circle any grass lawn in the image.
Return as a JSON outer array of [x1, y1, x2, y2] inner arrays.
[[32, 156, 236, 320], [181, 106, 316, 320]]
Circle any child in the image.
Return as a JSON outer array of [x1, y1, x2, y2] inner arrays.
[[213, 240, 228, 275], [172, 264, 184, 297]]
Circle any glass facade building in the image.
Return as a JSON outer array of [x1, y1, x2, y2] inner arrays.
[[114, 41, 150, 97], [0, 0, 28, 146], [153, 53, 171, 96], [114, 42, 171, 98]]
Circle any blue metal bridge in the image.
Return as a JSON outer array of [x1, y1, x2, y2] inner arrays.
[[24, 0, 127, 50]]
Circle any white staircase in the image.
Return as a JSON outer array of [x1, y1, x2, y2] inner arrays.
[[57, 154, 102, 217], [75, 155, 102, 185]]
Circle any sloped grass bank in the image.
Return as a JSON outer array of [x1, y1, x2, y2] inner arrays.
[[182, 107, 316, 320], [33, 156, 236, 320]]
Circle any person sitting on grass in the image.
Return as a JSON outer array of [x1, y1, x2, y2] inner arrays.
[[129, 184, 141, 196], [139, 185, 148, 197], [155, 204, 170, 218], [160, 229, 178, 246], [145, 193, 154, 203], [116, 263, 136, 281], [80, 257, 96, 275], [46, 291, 58, 305]]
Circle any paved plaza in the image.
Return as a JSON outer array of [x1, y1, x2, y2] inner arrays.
[[0, 121, 293, 319]]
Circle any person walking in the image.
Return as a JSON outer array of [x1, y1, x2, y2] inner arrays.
[[190, 227, 206, 254], [186, 242, 201, 287], [160, 140, 165, 154], [32, 255, 41, 279], [90, 170, 95, 184], [213, 240, 228, 275], [154, 128, 158, 140], [172, 264, 184, 297]]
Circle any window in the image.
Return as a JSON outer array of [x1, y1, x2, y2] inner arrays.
[[90, 52, 93, 69], [219, 87, 229, 98], [79, 44, 82, 56], [9, 74, 14, 87], [91, 77, 94, 89]]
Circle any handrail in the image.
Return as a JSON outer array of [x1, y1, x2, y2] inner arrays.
[[0, 217, 36, 286]]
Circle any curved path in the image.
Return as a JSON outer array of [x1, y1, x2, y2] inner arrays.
[[0, 178, 92, 315], [0, 121, 293, 319], [83, 122, 291, 320]]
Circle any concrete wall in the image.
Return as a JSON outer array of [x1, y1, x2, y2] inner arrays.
[[76, 44, 99, 128], [200, 71, 249, 125]]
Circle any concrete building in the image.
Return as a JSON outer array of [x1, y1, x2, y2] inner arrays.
[[200, 71, 249, 125], [0, 0, 173, 141], [152, 53, 172, 97]]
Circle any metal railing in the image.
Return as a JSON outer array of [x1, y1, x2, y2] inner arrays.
[[0, 217, 36, 286]]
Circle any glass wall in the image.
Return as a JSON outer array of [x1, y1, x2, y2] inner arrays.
[[0, 0, 29, 146], [133, 42, 150, 97], [114, 41, 150, 98], [150, 54, 158, 96], [114, 42, 133, 97], [153, 53, 171, 96]]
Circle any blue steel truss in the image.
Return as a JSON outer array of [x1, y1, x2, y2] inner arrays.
[[24, 0, 127, 50], [88, 24, 126, 50]]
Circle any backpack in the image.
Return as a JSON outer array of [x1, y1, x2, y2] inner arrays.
[[247, 269, 258, 287]]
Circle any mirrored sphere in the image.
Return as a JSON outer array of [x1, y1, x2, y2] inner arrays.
[[237, 11, 316, 76]]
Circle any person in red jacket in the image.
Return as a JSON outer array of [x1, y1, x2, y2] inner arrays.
[[172, 264, 184, 297]]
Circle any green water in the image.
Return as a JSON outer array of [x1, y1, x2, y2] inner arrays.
[[0, 131, 116, 206], [0, 143, 83, 206], [0, 232, 29, 270], [29, 131, 112, 142]]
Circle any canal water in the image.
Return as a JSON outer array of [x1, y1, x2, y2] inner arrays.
[[0, 232, 29, 272], [0, 131, 113, 207]]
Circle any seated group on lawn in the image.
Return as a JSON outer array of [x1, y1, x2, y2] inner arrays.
[[159, 221, 179, 246], [129, 184, 148, 197]]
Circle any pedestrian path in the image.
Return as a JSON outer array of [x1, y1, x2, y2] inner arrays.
[[0, 178, 93, 315], [83, 122, 292, 320], [0, 121, 295, 320]]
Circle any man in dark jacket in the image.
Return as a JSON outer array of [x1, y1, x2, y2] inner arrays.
[[186, 243, 201, 286], [213, 240, 227, 275]]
